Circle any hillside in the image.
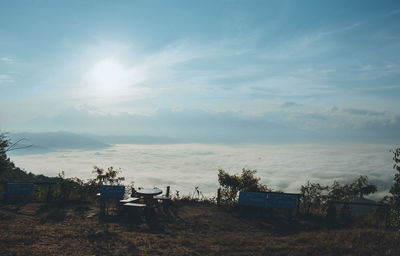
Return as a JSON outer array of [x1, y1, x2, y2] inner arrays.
[[0, 201, 398, 255]]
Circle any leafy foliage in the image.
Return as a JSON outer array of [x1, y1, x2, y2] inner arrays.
[[217, 168, 270, 203], [300, 176, 377, 215], [300, 181, 329, 214], [0, 133, 13, 176], [90, 166, 125, 185], [389, 148, 400, 229], [390, 148, 400, 208], [55, 171, 94, 201], [54, 166, 126, 201]]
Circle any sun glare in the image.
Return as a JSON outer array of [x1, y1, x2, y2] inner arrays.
[[85, 58, 128, 98], [90, 58, 125, 86]]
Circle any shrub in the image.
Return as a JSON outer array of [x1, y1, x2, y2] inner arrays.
[[217, 168, 270, 203], [300, 181, 328, 215], [53, 166, 126, 202], [90, 166, 125, 185], [300, 176, 377, 215], [389, 148, 400, 230]]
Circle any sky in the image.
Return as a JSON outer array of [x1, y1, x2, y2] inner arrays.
[[1, 0, 400, 143]]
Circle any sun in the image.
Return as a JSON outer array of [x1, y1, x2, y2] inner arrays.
[[85, 57, 128, 99], [79, 56, 147, 106]]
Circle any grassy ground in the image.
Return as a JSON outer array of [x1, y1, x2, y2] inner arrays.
[[0, 200, 399, 255]]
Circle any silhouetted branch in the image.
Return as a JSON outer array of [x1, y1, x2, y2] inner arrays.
[[6, 138, 33, 152]]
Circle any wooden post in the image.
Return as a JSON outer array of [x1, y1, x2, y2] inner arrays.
[[166, 186, 170, 197], [217, 188, 221, 207]]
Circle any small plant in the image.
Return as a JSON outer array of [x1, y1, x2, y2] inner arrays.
[[174, 190, 180, 200]]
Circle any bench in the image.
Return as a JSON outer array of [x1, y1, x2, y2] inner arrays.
[[237, 191, 268, 208], [124, 202, 147, 207], [98, 185, 125, 199], [264, 192, 300, 210], [120, 197, 139, 203], [237, 191, 300, 216], [4, 183, 34, 203], [123, 202, 157, 217], [97, 185, 126, 217]]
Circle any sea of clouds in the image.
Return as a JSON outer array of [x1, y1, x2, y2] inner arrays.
[[10, 143, 397, 199]]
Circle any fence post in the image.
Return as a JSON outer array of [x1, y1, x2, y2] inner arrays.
[[217, 188, 221, 207]]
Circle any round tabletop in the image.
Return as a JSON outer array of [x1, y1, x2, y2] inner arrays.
[[136, 188, 162, 196]]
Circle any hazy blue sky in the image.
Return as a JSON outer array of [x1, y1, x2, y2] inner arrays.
[[1, 0, 400, 143]]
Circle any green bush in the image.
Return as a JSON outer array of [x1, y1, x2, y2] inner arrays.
[[217, 168, 270, 203], [388, 148, 400, 230], [300, 176, 377, 215], [52, 166, 126, 202]]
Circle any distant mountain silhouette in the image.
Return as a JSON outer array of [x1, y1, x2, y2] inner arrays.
[[84, 134, 184, 144], [7, 132, 109, 155]]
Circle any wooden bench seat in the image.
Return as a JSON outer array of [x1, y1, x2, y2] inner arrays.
[[120, 197, 139, 203], [124, 202, 147, 207]]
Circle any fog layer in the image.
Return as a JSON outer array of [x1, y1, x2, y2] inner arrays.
[[10, 143, 395, 199]]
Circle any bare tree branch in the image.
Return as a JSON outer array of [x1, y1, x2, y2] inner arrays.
[[6, 138, 33, 152]]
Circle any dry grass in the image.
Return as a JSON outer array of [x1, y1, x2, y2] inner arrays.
[[0, 201, 399, 255]]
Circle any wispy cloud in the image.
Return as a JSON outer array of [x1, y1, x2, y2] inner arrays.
[[1, 57, 14, 63], [258, 22, 361, 61], [342, 108, 385, 116], [383, 8, 400, 17], [0, 74, 14, 83], [281, 102, 302, 108]]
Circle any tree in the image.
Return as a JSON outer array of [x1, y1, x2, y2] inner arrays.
[[217, 168, 270, 203], [349, 175, 377, 198], [91, 166, 125, 185], [300, 176, 378, 215], [390, 148, 400, 208], [0, 133, 13, 176], [300, 181, 329, 214], [1, 132, 32, 176], [328, 181, 349, 201]]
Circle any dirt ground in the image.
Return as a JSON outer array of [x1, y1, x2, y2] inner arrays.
[[0, 200, 399, 255]]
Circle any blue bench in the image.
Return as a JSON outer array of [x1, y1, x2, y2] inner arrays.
[[97, 185, 126, 217], [237, 191, 300, 210], [99, 185, 125, 199], [238, 191, 268, 207], [4, 183, 34, 203]]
